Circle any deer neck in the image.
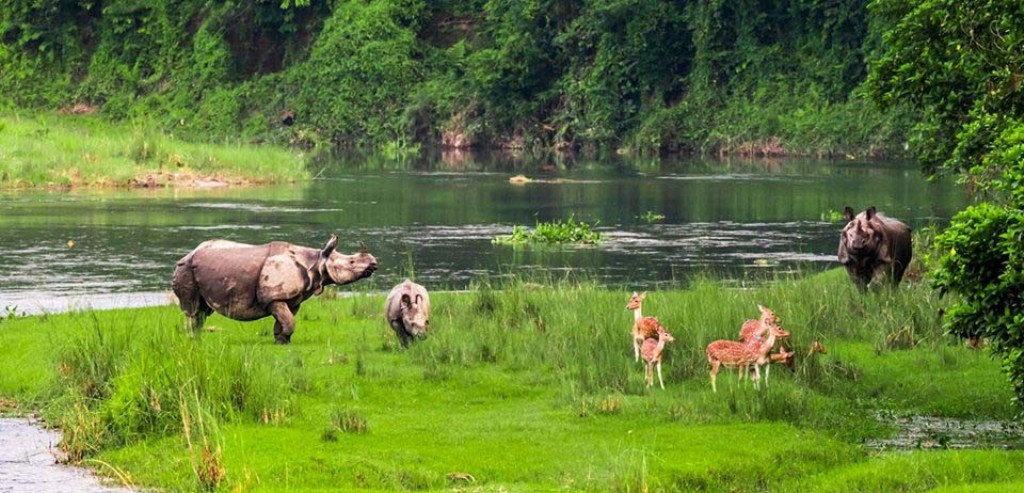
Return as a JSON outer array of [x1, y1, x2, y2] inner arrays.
[[653, 335, 668, 359], [758, 331, 777, 356], [633, 307, 643, 323]]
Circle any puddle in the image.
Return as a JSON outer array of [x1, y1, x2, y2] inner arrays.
[[0, 418, 135, 492], [866, 413, 1024, 451]]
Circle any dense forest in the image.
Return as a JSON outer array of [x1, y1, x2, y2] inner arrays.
[[0, 0, 908, 156]]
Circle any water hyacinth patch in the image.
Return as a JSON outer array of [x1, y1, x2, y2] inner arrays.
[[493, 215, 603, 245]]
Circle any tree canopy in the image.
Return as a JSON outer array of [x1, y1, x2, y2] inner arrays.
[[1, 0, 904, 156]]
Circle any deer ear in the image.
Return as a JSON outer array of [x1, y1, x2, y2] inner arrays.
[[632, 291, 639, 297], [322, 234, 338, 257], [640, 291, 647, 299]]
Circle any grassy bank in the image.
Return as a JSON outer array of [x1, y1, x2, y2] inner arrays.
[[0, 113, 309, 189], [1, 270, 1022, 492]]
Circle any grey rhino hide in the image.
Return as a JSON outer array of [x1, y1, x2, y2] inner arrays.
[[385, 279, 431, 347], [172, 235, 377, 343], [837, 206, 912, 291]]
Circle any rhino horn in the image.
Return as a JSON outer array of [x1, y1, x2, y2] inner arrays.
[[322, 234, 339, 257]]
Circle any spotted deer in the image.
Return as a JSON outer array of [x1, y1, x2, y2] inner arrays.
[[770, 347, 795, 367], [642, 325, 676, 389], [738, 305, 781, 343], [706, 313, 790, 392], [626, 291, 661, 362]]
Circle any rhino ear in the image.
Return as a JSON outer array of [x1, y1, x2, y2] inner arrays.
[[843, 206, 855, 221], [401, 293, 412, 308], [838, 238, 850, 264], [865, 206, 877, 220], [322, 234, 338, 257]]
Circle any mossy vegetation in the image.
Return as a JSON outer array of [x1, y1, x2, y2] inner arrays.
[[0, 114, 308, 188], [1, 270, 1021, 491]]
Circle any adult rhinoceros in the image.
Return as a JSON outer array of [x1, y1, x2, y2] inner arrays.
[[172, 234, 377, 343], [838, 206, 912, 291]]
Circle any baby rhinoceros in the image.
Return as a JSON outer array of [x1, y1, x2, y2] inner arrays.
[[385, 279, 431, 347], [172, 234, 378, 344]]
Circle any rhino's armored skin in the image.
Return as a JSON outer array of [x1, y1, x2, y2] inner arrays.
[[172, 235, 377, 343], [385, 279, 430, 347], [838, 206, 912, 291]]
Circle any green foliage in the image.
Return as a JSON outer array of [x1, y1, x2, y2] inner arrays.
[[292, 0, 427, 146], [870, 0, 1024, 410], [931, 203, 1024, 407], [492, 215, 603, 244], [2, 0, 906, 155]]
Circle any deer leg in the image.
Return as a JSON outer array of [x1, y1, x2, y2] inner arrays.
[[710, 360, 720, 392], [633, 337, 642, 363], [753, 364, 762, 390], [657, 360, 665, 389], [268, 301, 296, 344], [764, 363, 771, 387]]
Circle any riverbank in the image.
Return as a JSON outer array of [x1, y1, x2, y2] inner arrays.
[[1, 271, 1023, 491], [0, 113, 308, 189]]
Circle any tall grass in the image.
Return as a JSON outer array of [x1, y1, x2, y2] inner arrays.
[[44, 309, 296, 462], [0, 113, 308, 188], [2, 270, 1021, 491]]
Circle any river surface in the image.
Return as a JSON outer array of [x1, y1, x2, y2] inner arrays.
[[0, 155, 967, 315], [0, 418, 133, 492]]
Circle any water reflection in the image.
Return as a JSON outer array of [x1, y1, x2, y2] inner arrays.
[[0, 155, 967, 314]]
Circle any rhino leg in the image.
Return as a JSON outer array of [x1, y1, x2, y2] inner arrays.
[[269, 301, 296, 344], [389, 319, 412, 348], [172, 261, 213, 336]]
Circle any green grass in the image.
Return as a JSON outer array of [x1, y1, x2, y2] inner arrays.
[[0, 113, 308, 188], [1, 270, 1021, 492]]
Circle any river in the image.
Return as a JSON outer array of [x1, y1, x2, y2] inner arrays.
[[0, 155, 967, 315]]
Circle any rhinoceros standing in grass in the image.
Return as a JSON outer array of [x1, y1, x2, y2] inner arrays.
[[172, 234, 378, 344], [385, 279, 430, 347], [838, 206, 912, 291]]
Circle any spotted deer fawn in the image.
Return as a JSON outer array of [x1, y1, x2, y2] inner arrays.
[[642, 325, 676, 389], [705, 306, 790, 392], [626, 291, 661, 362]]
